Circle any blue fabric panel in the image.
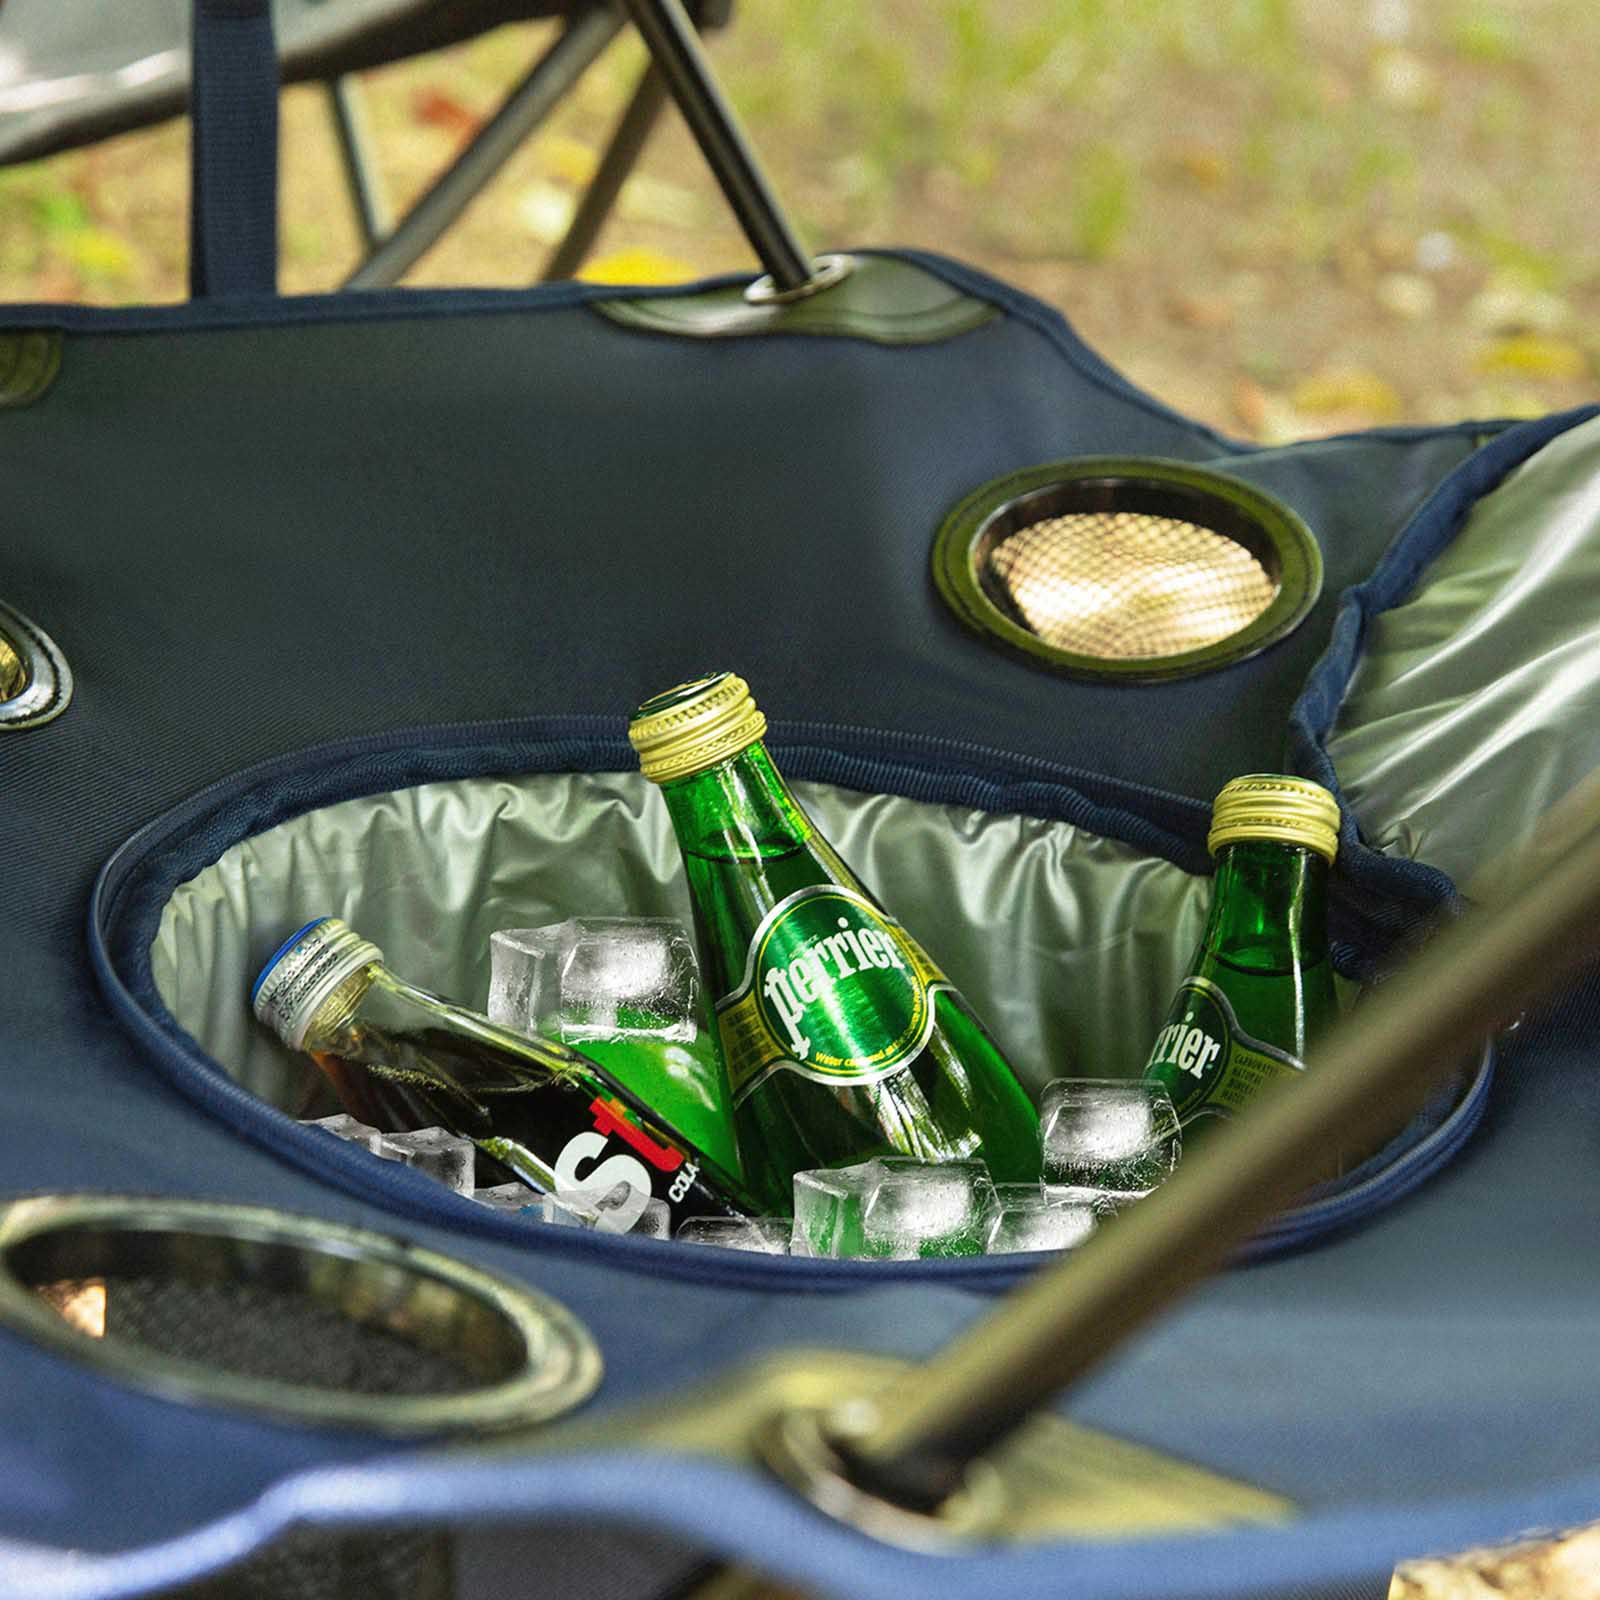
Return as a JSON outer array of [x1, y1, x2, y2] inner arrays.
[[0, 278, 1484, 837]]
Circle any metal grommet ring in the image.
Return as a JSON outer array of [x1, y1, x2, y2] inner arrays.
[[0, 1194, 602, 1434], [743, 253, 855, 306], [0, 599, 72, 729], [932, 457, 1323, 683], [754, 1402, 1006, 1551]]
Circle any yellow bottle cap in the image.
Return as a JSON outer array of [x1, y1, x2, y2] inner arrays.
[[629, 671, 768, 785], [1207, 773, 1341, 864]]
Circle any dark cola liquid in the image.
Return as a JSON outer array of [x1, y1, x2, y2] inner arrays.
[[311, 1023, 753, 1232]]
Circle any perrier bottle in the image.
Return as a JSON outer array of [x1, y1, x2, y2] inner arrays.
[[629, 672, 1040, 1211], [252, 917, 758, 1233], [1143, 774, 1340, 1142]]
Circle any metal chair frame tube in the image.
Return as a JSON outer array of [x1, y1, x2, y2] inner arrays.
[[540, 58, 671, 283], [341, 7, 623, 290], [614, 0, 816, 294], [326, 75, 393, 252]]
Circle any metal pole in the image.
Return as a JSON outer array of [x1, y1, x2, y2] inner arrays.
[[804, 812, 1600, 1514], [342, 10, 623, 290], [540, 61, 671, 282], [613, 0, 817, 295], [326, 76, 394, 253]]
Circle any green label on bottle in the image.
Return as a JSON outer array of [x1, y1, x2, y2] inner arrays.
[[1144, 976, 1304, 1126], [716, 885, 948, 1104]]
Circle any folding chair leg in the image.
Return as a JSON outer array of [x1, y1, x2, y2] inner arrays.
[[539, 61, 671, 283], [616, 0, 826, 298], [341, 7, 623, 290], [326, 76, 394, 253]]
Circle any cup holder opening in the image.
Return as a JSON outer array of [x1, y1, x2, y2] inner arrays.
[[0, 1196, 602, 1432], [933, 457, 1323, 682]]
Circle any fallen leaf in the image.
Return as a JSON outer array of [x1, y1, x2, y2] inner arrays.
[[65, 229, 138, 281], [31, 265, 83, 303], [1414, 230, 1459, 272], [1231, 376, 1272, 434], [411, 87, 482, 140], [1369, 47, 1438, 110], [575, 247, 698, 286], [1375, 272, 1437, 320], [1292, 369, 1404, 421], [1473, 335, 1588, 380], [619, 172, 710, 229], [1466, 280, 1570, 335], [1392, 1519, 1600, 1599], [1230, 379, 1308, 442], [1174, 147, 1230, 189], [543, 135, 599, 187], [1171, 293, 1234, 330]]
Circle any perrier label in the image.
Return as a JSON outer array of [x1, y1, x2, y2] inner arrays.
[[630, 672, 1040, 1214], [1144, 774, 1341, 1145], [719, 883, 947, 1100]]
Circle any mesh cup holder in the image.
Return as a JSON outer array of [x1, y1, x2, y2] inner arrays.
[[932, 458, 1323, 682], [0, 1194, 602, 1434]]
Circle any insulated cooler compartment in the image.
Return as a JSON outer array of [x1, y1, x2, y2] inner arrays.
[[96, 729, 1489, 1278]]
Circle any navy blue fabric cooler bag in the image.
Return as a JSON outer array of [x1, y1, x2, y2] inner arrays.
[[4, 6, 1600, 1596]]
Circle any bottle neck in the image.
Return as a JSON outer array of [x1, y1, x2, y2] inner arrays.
[[1201, 838, 1329, 975], [658, 741, 813, 861], [301, 960, 580, 1081]]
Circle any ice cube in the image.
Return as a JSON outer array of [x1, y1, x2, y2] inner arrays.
[[1041, 1184, 1128, 1215], [1039, 1079, 1181, 1200], [675, 1216, 791, 1254], [791, 1162, 880, 1259], [539, 1190, 671, 1239], [302, 1113, 385, 1152], [862, 1158, 998, 1259], [986, 1184, 1100, 1255], [472, 1181, 543, 1217], [792, 1157, 998, 1260], [486, 926, 559, 1038], [489, 918, 698, 1044], [540, 1194, 588, 1228], [376, 1127, 476, 1195]]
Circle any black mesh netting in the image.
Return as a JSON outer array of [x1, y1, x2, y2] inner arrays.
[[37, 1274, 480, 1394], [157, 1525, 455, 1600], [984, 509, 1279, 659]]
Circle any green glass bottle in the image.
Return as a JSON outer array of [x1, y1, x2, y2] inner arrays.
[[629, 672, 1041, 1213], [252, 917, 759, 1232], [1143, 774, 1341, 1145]]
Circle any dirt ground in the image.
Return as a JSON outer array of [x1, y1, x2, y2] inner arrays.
[[1, 0, 1596, 442]]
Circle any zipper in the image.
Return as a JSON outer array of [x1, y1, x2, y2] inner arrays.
[[1236, 1039, 1494, 1262]]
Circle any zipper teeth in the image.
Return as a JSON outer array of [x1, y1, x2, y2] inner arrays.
[[95, 714, 1212, 933], [94, 714, 618, 928], [92, 719, 1483, 1281], [1244, 1042, 1494, 1253]]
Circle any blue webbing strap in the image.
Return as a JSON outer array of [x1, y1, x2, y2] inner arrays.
[[189, 0, 279, 299]]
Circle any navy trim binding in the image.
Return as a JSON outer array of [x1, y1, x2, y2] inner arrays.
[[189, 0, 279, 298], [1289, 402, 1600, 864]]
